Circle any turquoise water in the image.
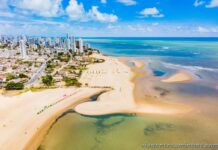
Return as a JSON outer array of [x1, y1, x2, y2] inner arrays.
[[153, 70, 166, 76], [84, 37, 218, 95], [84, 37, 218, 68], [83, 38, 218, 58]]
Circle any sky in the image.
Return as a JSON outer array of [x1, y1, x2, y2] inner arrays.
[[0, 0, 218, 37]]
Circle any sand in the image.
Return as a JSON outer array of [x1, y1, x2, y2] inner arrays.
[[75, 54, 190, 116], [0, 54, 193, 150], [161, 71, 193, 83], [75, 54, 136, 115], [0, 87, 103, 150]]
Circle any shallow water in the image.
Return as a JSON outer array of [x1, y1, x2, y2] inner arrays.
[[40, 111, 218, 150]]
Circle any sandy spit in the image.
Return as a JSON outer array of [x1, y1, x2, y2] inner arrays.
[[75, 54, 190, 116], [0, 87, 103, 150], [162, 71, 193, 83]]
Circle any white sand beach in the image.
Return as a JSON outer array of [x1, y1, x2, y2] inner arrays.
[[75, 54, 189, 116], [161, 71, 193, 83], [0, 54, 192, 150], [75, 54, 136, 115], [0, 87, 103, 150]]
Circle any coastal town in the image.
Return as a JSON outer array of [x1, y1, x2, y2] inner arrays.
[[0, 34, 103, 92], [1, 0, 218, 149]]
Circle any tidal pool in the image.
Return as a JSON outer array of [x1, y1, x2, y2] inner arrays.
[[39, 111, 218, 150]]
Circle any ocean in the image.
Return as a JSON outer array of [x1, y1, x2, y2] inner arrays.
[[83, 37, 218, 67], [84, 37, 218, 92]]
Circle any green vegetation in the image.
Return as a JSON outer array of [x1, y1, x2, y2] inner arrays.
[[94, 59, 105, 63], [6, 74, 16, 81], [42, 75, 54, 86], [0, 44, 7, 49], [12, 66, 17, 70], [5, 82, 24, 90], [63, 77, 81, 87], [87, 51, 93, 56], [22, 61, 33, 67], [2, 66, 7, 71], [46, 61, 56, 73], [63, 65, 76, 71], [57, 52, 71, 62], [87, 48, 100, 53], [19, 73, 28, 78]]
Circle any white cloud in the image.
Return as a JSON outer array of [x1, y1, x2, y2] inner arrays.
[[197, 26, 209, 32], [66, 0, 118, 22], [87, 6, 118, 22], [140, 7, 164, 18], [0, 12, 15, 17], [66, 0, 85, 20], [152, 22, 159, 26], [206, 0, 218, 8], [100, 0, 107, 4], [127, 25, 153, 32], [117, 0, 137, 6], [11, 0, 63, 17], [194, 0, 205, 7], [1, 20, 218, 37], [197, 26, 218, 33]]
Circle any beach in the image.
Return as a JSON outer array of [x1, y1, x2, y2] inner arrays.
[[0, 87, 103, 150], [75, 54, 191, 116], [0, 53, 203, 150], [39, 53, 218, 150]]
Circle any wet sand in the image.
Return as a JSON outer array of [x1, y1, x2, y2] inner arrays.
[[40, 62, 218, 150], [0, 55, 199, 150], [75, 54, 191, 116], [161, 71, 193, 83]]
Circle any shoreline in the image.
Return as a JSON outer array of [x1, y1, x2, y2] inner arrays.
[[0, 53, 194, 150], [24, 91, 103, 150], [75, 54, 191, 116], [0, 88, 104, 150]]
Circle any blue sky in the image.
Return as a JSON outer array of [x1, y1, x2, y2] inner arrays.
[[0, 0, 218, 37]]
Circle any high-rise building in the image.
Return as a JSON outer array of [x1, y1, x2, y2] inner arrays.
[[60, 37, 64, 49], [78, 38, 84, 53], [72, 35, 76, 52], [67, 38, 71, 50], [19, 39, 27, 59], [65, 33, 70, 50], [85, 43, 91, 50]]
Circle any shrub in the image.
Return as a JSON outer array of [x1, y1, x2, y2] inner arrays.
[[19, 73, 28, 78], [42, 75, 54, 86], [63, 77, 81, 87], [5, 82, 24, 90], [6, 74, 16, 81]]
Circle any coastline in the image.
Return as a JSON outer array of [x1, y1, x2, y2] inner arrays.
[[0, 53, 194, 150], [0, 88, 104, 150], [75, 54, 191, 116]]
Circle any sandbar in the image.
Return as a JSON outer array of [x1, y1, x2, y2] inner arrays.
[[161, 71, 193, 83]]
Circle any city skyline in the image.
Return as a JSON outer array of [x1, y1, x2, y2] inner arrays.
[[0, 0, 218, 37], [0, 34, 88, 58]]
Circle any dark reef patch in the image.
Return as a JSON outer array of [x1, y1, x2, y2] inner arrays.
[[154, 86, 170, 96], [144, 122, 175, 136]]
